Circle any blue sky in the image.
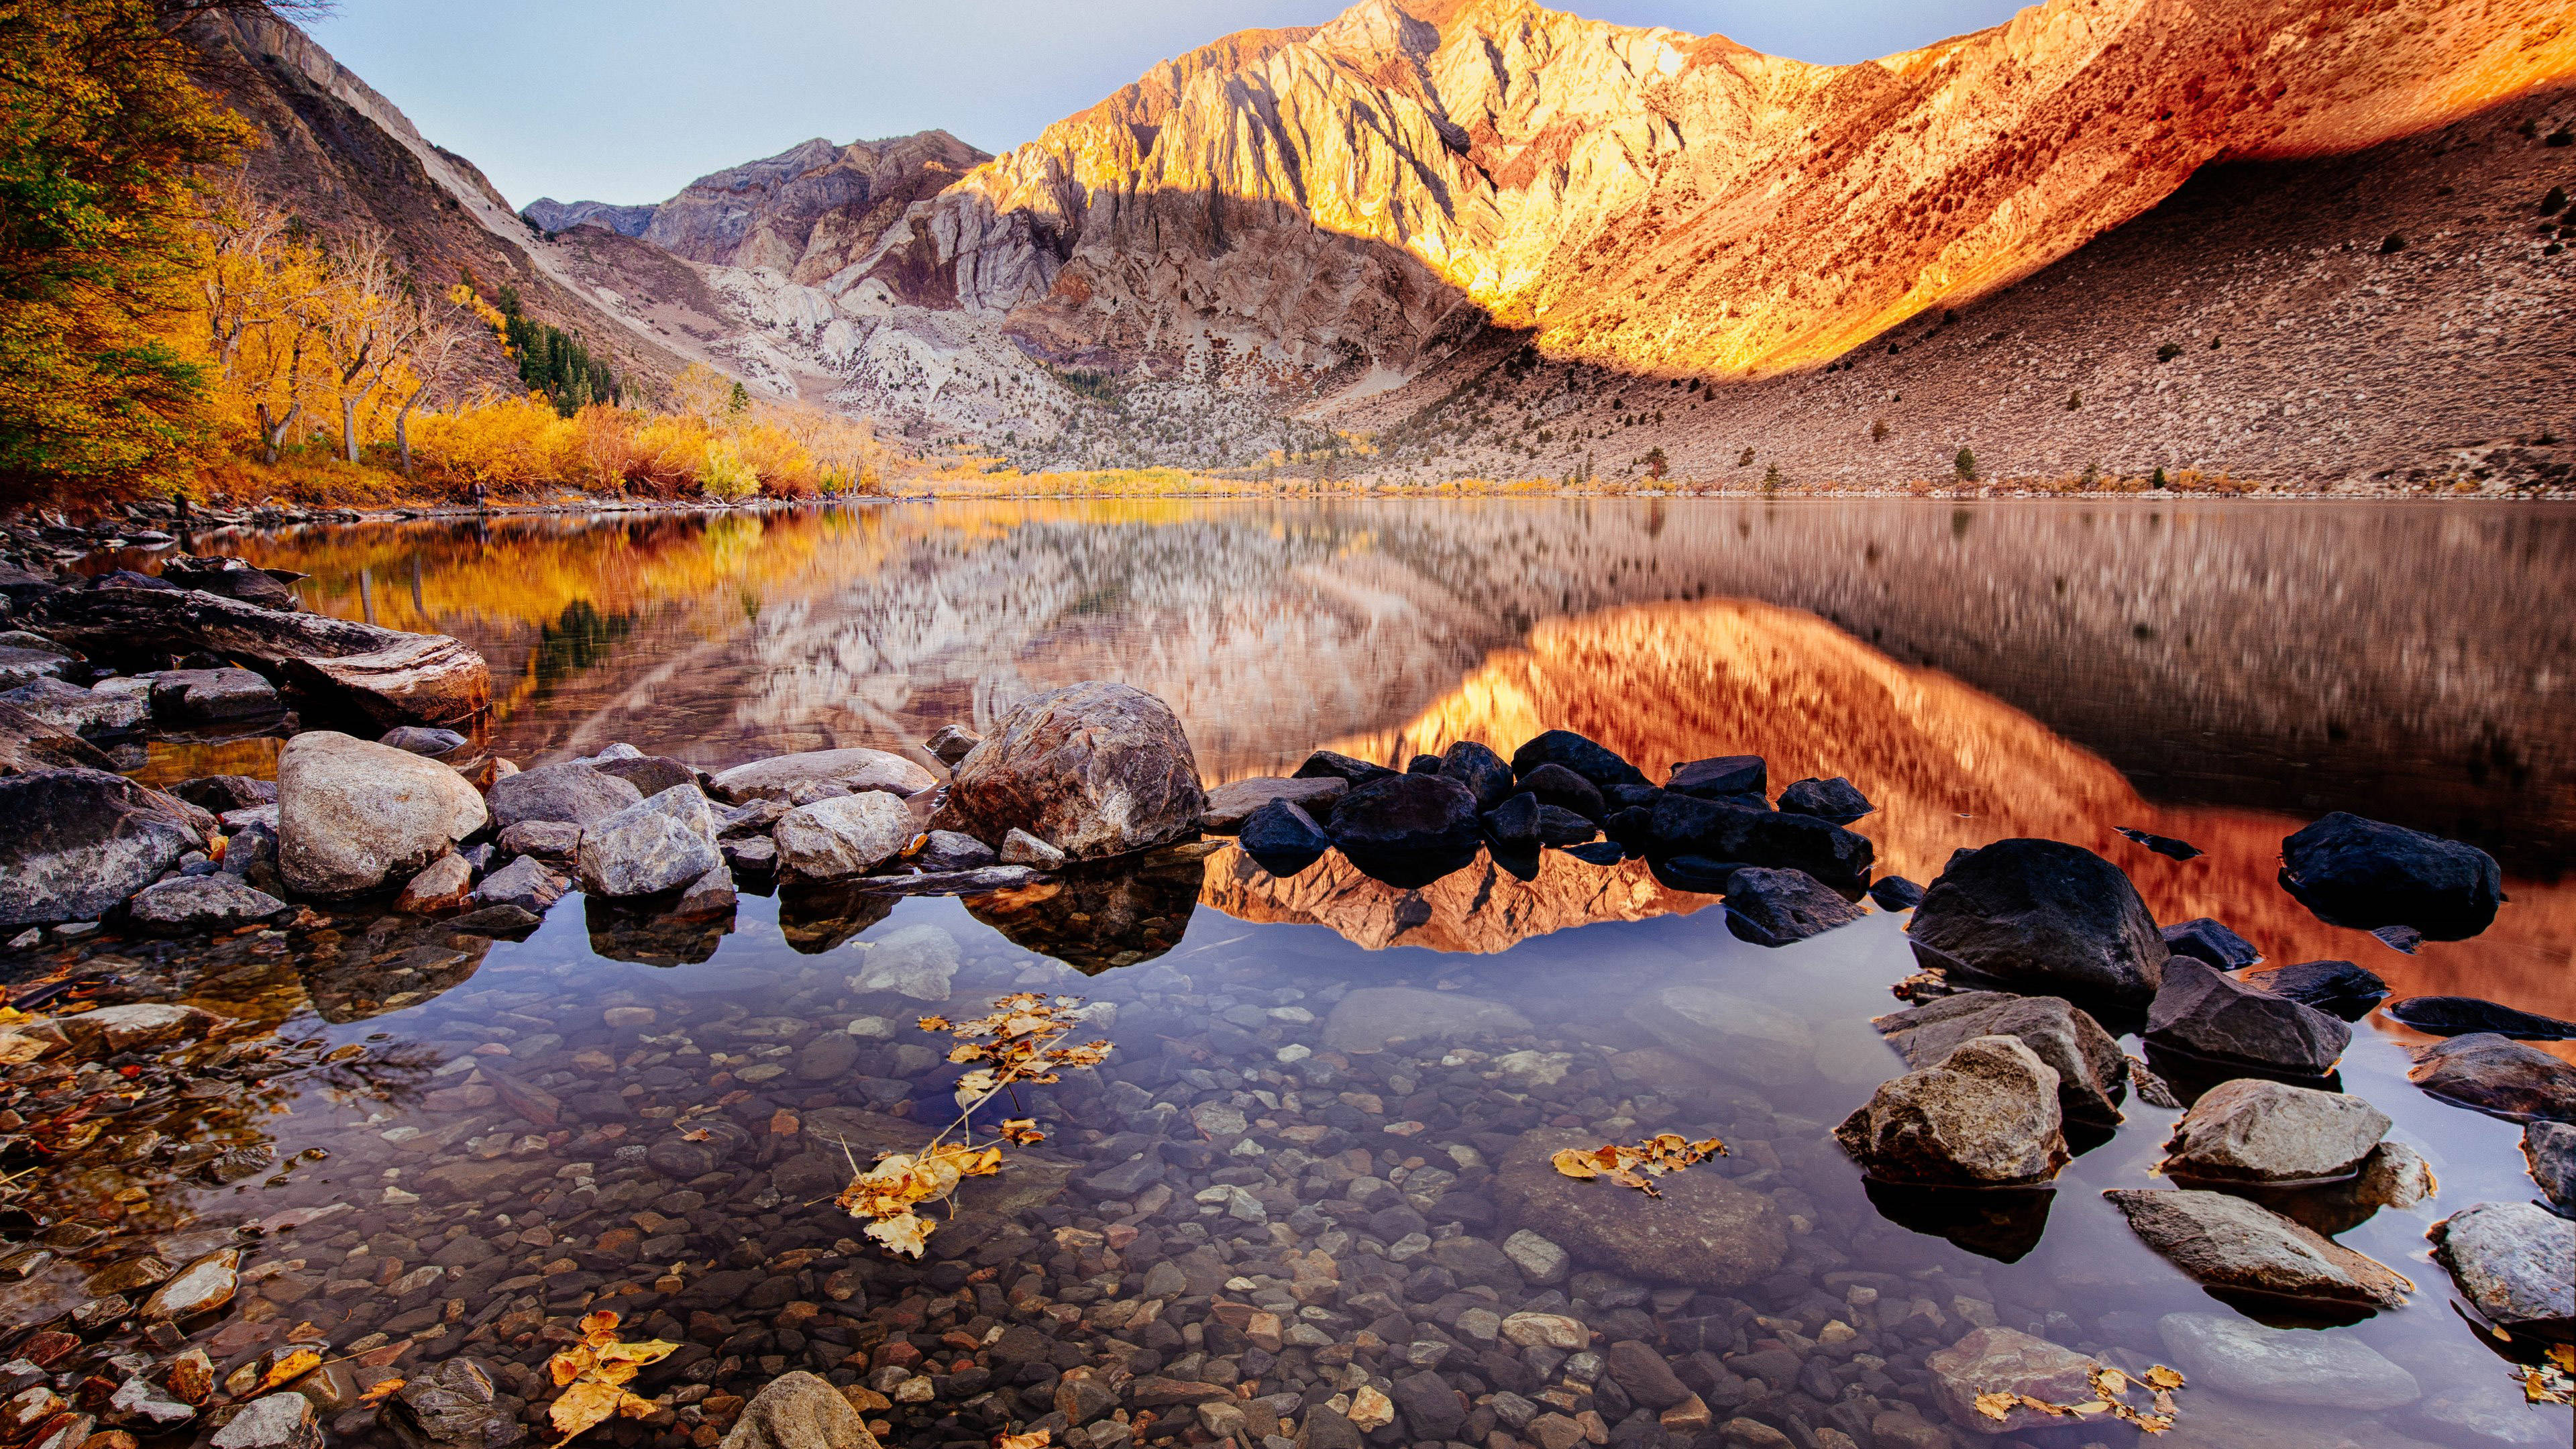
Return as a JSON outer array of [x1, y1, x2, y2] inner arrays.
[[308, 1, 2031, 209]]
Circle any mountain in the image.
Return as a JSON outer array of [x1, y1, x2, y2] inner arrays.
[[523, 199, 657, 237]]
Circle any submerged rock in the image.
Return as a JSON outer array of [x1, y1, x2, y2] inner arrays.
[[380, 1357, 527, 1449], [1511, 729, 1648, 790], [706, 747, 936, 806], [2161, 916, 2261, 969], [488, 761, 641, 832], [771, 792, 913, 881], [125, 875, 286, 932], [2523, 1122, 2575, 1216], [1238, 798, 1332, 877], [209, 1393, 320, 1449], [1924, 1327, 2098, 1436], [1200, 775, 1346, 833], [848, 924, 958, 1002], [2159, 1079, 2391, 1184], [2104, 1188, 2412, 1309], [1495, 1130, 1784, 1291], [138, 1248, 237, 1322], [276, 732, 485, 898], [936, 682, 1203, 858], [1624, 985, 1813, 1085], [1835, 1035, 2070, 1186], [1777, 775, 1872, 824], [1907, 838, 2166, 1004], [2278, 811, 2504, 941], [1723, 867, 1865, 947], [1326, 773, 1481, 888], [576, 786, 722, 897], [1873, 991, 2128, 1126], [1321, 986, 1529, 1053], [716, 1372, 879, 1449], [2384, 996, 2576, 1040], [2426, 1201, 2573, 1336], [2245, 959, 2390, 1021], [0, 769, 203, 925], [2407, 1033, 2576, 1123], [2154, 1311, 2418, 1409], [2145, 960, 2351, 1075]]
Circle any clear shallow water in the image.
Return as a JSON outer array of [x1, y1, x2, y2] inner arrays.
[[19, 498, 2576, 1449]]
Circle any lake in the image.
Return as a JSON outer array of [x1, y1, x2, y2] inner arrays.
[[16, 498, 2574, 1449]]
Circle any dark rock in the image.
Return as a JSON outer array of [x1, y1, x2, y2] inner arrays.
[[1239, 799, 1332, 877], [1666, 755, 1764, 800], [1391, 1371, 1465, 1440], [1440, 741, 1515, 811], [594, 755, 700, 799], [172, 775, 274, 813], [2115, 826, 2204, 861], [1872, 991, 2128, 1126], [1405, 753, 1444, 775], [379, 727, 468, 756], [1645, 792, 1872, 891], [2385, 996, 2576, 1040], [1517, 763, 1605, 821], [1511, 729, 1648, 790], [961, 845, 1202, 972], [0, 769, 202, 925], [2278, 812, 2504, 941], [1724, 867, 1865, 947], [1562, 840, 1623, 865], [2406, 1034, 2576, 1124], [2162, 917, 2261, 970], [488, 762, 642, 831], [1291, 749, 1394, 784], [1493, 1129, 1786, 1291], [2104, 1189, 2412, 1309], [2244, 959, 2388, 1021], [2523, 1122, 2575, 1216], [0, 701, 116, 775], [1532, 803, 1597, 847], [1862, 1179, 2057, 1263], [156, 557, 297, 610], [933, 681, 1204, 859], [647, 1120, 748, 1179], [1603, 1341, 1690, 1411], [2146, 960, 2351, 1075], [1483, 792, 1540, 851], [914, 830, 997, 873], [1907, 838, 2166, 1004], [148, 667, 280, 724], [1835, 1035, 2070, 1186], [1777, 776, 1872, 824], [924, 724, 980, 766], [380, 1358, 525, 1449], [1868, 875, 1925, 910], [1200, 775, 1346, 833], [1327, 773, 1481, 888], [1648, 855, 1741, 894], [2426, 1201, 2573, 1337]]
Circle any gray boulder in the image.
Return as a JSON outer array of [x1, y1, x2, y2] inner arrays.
[[923, 724, 979, 767], [276, 732, 487, 898], [2104, 1188, 2412, 1308], [2407, 1033, 2576, 1124], [127, 875, 287, 932], [2426, 1201, 2573, 1334], [1907, 838, 2167, 1004], [2145, 959, 2351, 1075], [209, 1393, 321, 1449], [149, 667, 280, 724], [488, 761, 641, 831], [1874, 991, 2129, 1126], [1724, 865, 1864, 947], [576, 786, 722, 897], [0, 677, 143, 735], [1835, 1035, 2070, 1186], [1776, 775, 1872, 824], [0, 769, 205, 924], [2245, 959, 2390, 1020], [773, 791, 914, 880], [913, 830, 995, 871], [847, 923, 959, 1000], [2154, 1311, 2418, 1409], [2159, 1078, 2391, 1185], [494, 820, 580, 861], [2525, 1121, 2576, 1216], [933, 682, 1204, 859], [471, 857, 565, 914], [379, 726, 468, 756], [708, 747, 937, 806], [715, 1371, 879, 1449], [379, 1356, 527, 1449], [1494, 1129, 1785, 1291]]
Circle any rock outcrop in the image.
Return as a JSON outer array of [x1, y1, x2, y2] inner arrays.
[[0, 771, 205, 926], [934, 683, 1205, 859]]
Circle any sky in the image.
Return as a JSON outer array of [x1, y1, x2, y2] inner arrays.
[[305, 0, 2031, 210]]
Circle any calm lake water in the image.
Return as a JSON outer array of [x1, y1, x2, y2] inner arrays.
[[21, 498, 2576, 1449]]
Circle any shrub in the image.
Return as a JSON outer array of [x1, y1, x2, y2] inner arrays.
[[2156, 343, 2183, 363], [1869, 419, 1888, 442], [1953, 447, 1978, 481]]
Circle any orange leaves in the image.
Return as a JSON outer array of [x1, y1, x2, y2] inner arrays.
[[996, 1432, 1051, 1449], [1550, 1133, 1727, 1197], [544, 1311, 678, 1445], [1974, 1364, 2187, 1435], [998, 1119, 1046, 1145], [2524, 1344, 2575, 1405]]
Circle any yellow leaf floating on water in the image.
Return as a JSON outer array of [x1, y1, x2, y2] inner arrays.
[[544, 1311, 678, 1444], [2141, 1366, 2185, 1391], [1552, 1134, 1727, 1195], [258, 1348, 323, 1392]]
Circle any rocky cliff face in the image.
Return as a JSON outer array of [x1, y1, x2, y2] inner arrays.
[[621, 132, 989, 277], [523, 199, 657, 237]]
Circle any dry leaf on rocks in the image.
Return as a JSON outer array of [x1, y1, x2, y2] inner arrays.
[[544, 1310, 677, 1444], [1550, 1133, 1726, 1197], [1975, 1364, 2188, 1434]]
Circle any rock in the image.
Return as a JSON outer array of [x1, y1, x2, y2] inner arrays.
[[2147, 959, 2352, 1075], [2162, 916, 2261, 969], [1293, 749, 1394, 784], [2385, 996, 2576, 1040], [923, 724, 979, 766], [125, 875, 286, 932], [1666, 754, 1765, 800], [2426, 1201, 2573, 1335], [276, 732, 486, 898], [2524, 1122, 2575, 1216], [2116, 825, 2204, 861], [2245, 959, 2390, 1021], [1518, 762, 1606, 820], [592, 755, 698, 799], [1646, 792, 1873, 891], [1868, 875, 1925, 910], [1483, 792, 1542, 851], [0, 702, 117, 775], [998, 828, 1064, 868], [148, 668, 279, 724], [494, 820, 580, 861], [1872, 991, 2129, 1126], [1326, 772, 1482, 888], [1648, 854, 1742, 894], [772, 792, 914, 880], [138, 1250, 237, 1322], [380, 1358, 527, 1449], [934, 682, 1203, 857], [2407, 1033, 2576, 1123], [488, 762, 642, 831], [1390, 1371, 1465, 1440], [1724, 866, 1864, 947], [1908, 838, 2166, 1004], [1512, 729, 1648, 790], [1835, 1035, 2070, 1186], [1623, 985, 1813, 1085], [1777, 775, 1872, 824], [394, 853, 475, 915], [2159, 1079, 2391, 1183], [1533, 802, 1596, 847], [849, 924, 957, 1001], [1440, 740, 1515, 811], [0, 647, 68, 692], [1604, 1339, 1692, 1410], [1501, 1230, 1569, 1285], [1200, 775, 1346, 833], [2154, 1311, 2418, 1409], [912, 830, 994, 871], [172, 775, 274, 813], [379, 726, 467, 755], [449, 904, 539, 936], [1495, 1129, 1786, 1291], [0, 769, 204, 924], [717, 1371, 879, 1449], [2104, 1189, 2412, 1309], [1239, 798, 1332, 877], [708, 748, 937, 806], [209, 1395, 320, 1449], [0, 678, 142, 735], [472, 857, 565, 914], [1925, 1327, 2099, 1436], [1322, 986, 1529, 1053], [577, 787, 723, 896], [156, 555, 297, 610], [2279, 812, 2504, 941], [58, 1002, 223, 1053]]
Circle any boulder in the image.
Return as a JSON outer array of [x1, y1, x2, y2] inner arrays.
[[1293, 749, 1394, 784], [0, 646, 68, 692], [0, 678, 142, 735], [379, 1357, 527, 1449], [715, 1371, 879, 1449], [1326, 772, 1482, 888], [1666, 754, 1765, 800], [1321, 987, 1530, 1054], [0, 769, 204, 924], [2162, 917, 2261, 970], [2104, 1189, 2412, 1309], [2426, 1201, 2573, 1336], [2159, 1079, 2392, 1184], [57, 1002, 226, 1053], [2115, 826, 2204, 861], [1517, 763, 1605, 821], [2146, 960, 2352, 1075], [2407, 1034, 2576, 1124], [209, 1393, 321, 1449], [1239, 798, 1332, 877], [998, 827, 1065, 869], [394, 853, 476, 916], [1907, 839, 2166, 1004], [472, 857, 565, 914], [772, 792, 914, 881], [494, 820, 580, 861], [2279, 812, 2504, 941], [276, 733, 486, 898], [707, 747, 936, 806], [1532, 803, 1597, 847], [2245, 959, 2389, 1021], [1868, 875, 1925, 910], [1439, 741, 1515, 811], [1777, 776, 1872, 824], [913, 830, 995, 872], [922, 724, 979, 767], [2153, 1311, 2418, 1409], [2523, 1122, 2575, 1216], [487, 763, 642, 831], [1623, 985, 1813, 1086], [1511, 730, 1648, 790], [1494, 1129, 1785, 1291], [1646, 792, 1872, 890], [592, 755, 698, 799], [126, 875, 287, 932], [1482, 792, 1541, 851], [0, 701, 116, 775], [576, 787, 722, 897], [148, 667, 279, 724], [1924, 1328, 2098, 1436], [934, 682, 1203, 858], [1201, 775, 1347, 833], [1834, 1035, 2070, 1186], [156, 555, 297, 610], [172, 775, 274, 814], [1872, 991, 2129, 1126], [2384, 996, 2576, 1040], [379, 726, 468, 756], [1724, 866, 1865, 947]]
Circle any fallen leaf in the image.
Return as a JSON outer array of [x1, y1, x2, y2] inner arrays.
[[998, 1432, 1051, 1449], [257, 1348, 323, 1392]]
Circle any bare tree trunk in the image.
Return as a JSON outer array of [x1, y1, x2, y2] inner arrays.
[[256, 400, 300, 465], [395, 387, 425, 477], [341, 392, 362, 465]]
